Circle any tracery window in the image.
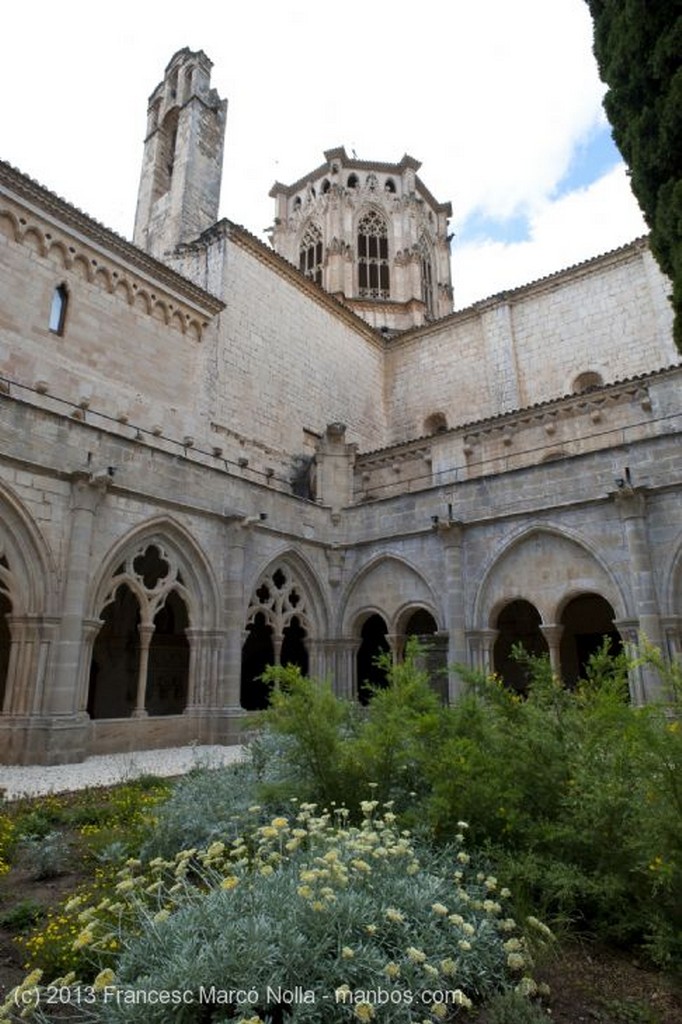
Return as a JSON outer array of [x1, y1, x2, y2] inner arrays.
[[299, 223, 323, 285], [241, 565, 310, 709], [419, 236, 434, 318], [357, 210, 389, 299], [88, 543, 190, 718]]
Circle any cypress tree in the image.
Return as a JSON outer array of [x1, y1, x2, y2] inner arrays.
[[584, 1, 682, 350]]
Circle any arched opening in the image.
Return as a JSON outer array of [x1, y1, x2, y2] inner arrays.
[[424, 411, 448, 435], [559, 594, 622, 686], [321, 178, 331, 194], [299, 223, 323, 285], [0, 590, 11, 711], [493, 599, 548, 695], [358, 210, 389, 299], [241, 563, 314, 709], [152, 108, 179, 202], [146, 590, 190, 715], [240, 612, 274, 711], [573, 370, 604, 394], [48, 283, 68, 335], [88, 584, 140, 719], [347, 174, 359, 189], [356, 614, 390, 705], [419, 237, 434, 318], [385, 178, 396, 194], [281, 615, 309, 674]]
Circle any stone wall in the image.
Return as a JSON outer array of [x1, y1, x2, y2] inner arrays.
[[385, 241, 677, 445]]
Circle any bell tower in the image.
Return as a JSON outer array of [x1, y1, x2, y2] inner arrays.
[[133, 49, 227, 259], [269, 147, 453, 331]]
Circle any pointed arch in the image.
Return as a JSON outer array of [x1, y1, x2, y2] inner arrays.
[[0, 481, 55, 616], [240, 549, 329, 709], [87, 517, 221, 721], [339, 553, 441, 635], [88, 516, 221, 630], [357, 207, 390, 299], [473, 524, 628, 630], [298, 221, 323, 285]]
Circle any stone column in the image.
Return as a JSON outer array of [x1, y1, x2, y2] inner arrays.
[[132, 624, 153, 717], [48, 473, 107, 715], [614, 618, 647, 706], [540, 624, 564, 679], [466, 629, 498, 675], [220, 527, 247, 711], [440, 522, 468, 702], [330, 638, 355, 699], [614, 488, 664, 700]]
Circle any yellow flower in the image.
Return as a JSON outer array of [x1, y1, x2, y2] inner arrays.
[[430, 1004, 447, 1020], [440, 957, 457, 976], [354, 1002, 375, 1022], [507, 952, 525, 971], [458, 940, 471, 952], [341, 946, 354, 959], [431, 902, 449, 916], [385, 907, 404, 923], [407, 946, 426, 964], [271, 817, 288, 829], [221, 876, 239, 890], [453, 990, 473, 1009], [93, 968, 116, 991], [153, 909, 170, 924], [384, 962, 400, 979]]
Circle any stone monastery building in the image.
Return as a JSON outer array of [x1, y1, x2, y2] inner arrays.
[[0, 49, 681, 764]]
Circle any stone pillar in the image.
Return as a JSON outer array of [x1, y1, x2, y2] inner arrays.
[[132, 624, 153, 717], [466, 629, 498, 675], [440, 521, 468, 702], [48, 473, 107, 715], [540, 624, 564, 679], [614, 618, 647, 706], [219, 526, 247, 715], [614, 488, 664, 700], [330, 639, 355, 699], [661, 617, 682, 662]]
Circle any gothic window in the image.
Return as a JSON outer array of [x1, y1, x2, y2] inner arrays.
[[358, 210, 390, 299], [88, 542, 191, 719], [49, 284, 68, 335], [299, 223, 323, 285], [347, 174, 359, 189], [419, 236, 435, 318], [321, 178, 331, 194], [385, 178, 396, 194], [241, 564, 311, 709]]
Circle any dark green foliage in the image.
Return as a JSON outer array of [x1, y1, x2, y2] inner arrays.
[[260, 641, 682, 967], [0, 899, 44, 933], [584, 1, 682, 349]]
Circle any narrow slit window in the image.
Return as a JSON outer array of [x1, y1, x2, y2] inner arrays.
[[49, 284, 68, 335]]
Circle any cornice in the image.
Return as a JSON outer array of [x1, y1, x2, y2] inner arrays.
[[390, 236, 653, 347], [358, 363, 682, 460], [0, 159, 224, 317]]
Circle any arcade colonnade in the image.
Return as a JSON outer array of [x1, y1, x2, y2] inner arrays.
[[0, 477, 681, 763]]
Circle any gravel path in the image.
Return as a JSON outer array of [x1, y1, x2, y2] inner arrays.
[[0, 744, 245, 800]]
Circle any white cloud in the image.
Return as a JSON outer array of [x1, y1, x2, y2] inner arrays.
[[452, 164, 648, 308], [0, 0, 647, 307]]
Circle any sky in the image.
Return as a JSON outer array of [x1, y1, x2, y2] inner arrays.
[[2, 0, 648, 309]]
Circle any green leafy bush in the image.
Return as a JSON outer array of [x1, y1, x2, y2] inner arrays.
[[257, 642, 682, 967]]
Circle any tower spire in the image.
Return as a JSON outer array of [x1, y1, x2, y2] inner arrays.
[[133, 49, 227, 258]]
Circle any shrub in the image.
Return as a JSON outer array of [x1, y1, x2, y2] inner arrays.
[[17, 831, 72, 881], [8, 804, 548, 1023]]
